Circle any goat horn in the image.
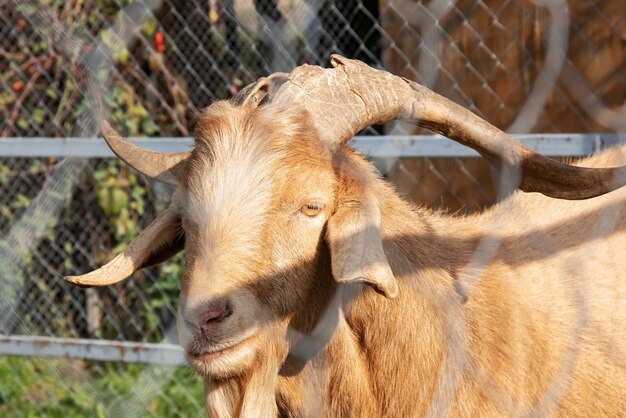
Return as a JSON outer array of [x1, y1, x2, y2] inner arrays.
[[232, 72, 289, 107], [273, 55, 626, 200], [101, 121, 190, 185], [64, 206, 184, 287]]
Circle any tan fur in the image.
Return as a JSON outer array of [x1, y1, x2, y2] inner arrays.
[[171, 102, 625, 416], [308, 146, 626, 417]]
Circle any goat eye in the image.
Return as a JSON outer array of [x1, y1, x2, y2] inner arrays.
[[301, 203, 322, 217]]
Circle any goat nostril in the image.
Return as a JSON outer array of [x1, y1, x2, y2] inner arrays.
[[202, 299, 232, 324], [183, 298, 233, 331], [204, 310, 222, 324]]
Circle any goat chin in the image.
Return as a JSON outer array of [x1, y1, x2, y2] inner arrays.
[[202, 321, 290, 418]]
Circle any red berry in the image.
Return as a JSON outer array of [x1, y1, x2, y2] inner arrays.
[[153, 32, 165, 53]]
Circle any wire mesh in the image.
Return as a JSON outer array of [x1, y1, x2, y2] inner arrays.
[[0, 0, 625, 415]]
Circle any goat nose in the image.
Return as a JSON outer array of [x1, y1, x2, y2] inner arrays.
[[201, 298, 231, 324], [183, 297, 232, 329]]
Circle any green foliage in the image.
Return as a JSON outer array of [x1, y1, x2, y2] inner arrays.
[[31, 108, 46, 125], [0, 356, 203, 417], [90, 158, 181, 342], [0, 163, 9, 186], [100, 28, 130, 64], [0, 0, 266, 413], [2, 0, 192, 138], [1, 0, 193, 341]]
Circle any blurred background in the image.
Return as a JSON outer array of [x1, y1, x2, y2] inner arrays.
[[0, 0, 625, 416]]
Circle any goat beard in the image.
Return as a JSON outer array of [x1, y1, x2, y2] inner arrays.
[[203, 321, 290, 418]]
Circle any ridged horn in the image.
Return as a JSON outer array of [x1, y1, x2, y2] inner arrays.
[[271, 55, 626, 200], [64, 207, 184, 287], [101, 121, 190, 185]]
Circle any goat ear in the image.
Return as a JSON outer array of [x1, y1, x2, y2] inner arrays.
[[325, 166, 399, 299]]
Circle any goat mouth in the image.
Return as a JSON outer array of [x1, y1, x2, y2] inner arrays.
[[187, 328, 258, 360]]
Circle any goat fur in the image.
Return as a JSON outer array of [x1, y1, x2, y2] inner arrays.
[[191, 104, 625, 417], [66, 97, 625, 417]]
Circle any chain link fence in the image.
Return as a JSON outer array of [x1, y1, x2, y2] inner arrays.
[[1, 0, 625, 415]]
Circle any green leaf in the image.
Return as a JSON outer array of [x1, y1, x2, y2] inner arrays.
[[98, 187, 128, 217], [63, 241, 73, 255], [0, 92, 12, 107], [141, 119, 158, 135], [124, 119, 138, 135], [140, 18, 158, 37], [152, 298, 166, 308], [16, 117, 28, 130], [45, 88, 58, 99], [0, 204, 11, 217], [115, 49, 129, 64], [96, 188, 112, 216], [112, 242, 126, 254], [128, 104, 148, 118], [28, 159, 42, 173], [95, 404, 107, 418], [100, 29, 114, 48], [112, 87, 125, 105], [93, 168, 107, 182], [32, 108, 45, 125], [15, 3, 37, 15], [0, 164, 9, 185], [11, 193, 31, 209]]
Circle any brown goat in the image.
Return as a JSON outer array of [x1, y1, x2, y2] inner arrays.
[[66, 57, 626, 417]]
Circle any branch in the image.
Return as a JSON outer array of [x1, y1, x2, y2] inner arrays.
[[1, 54, 55, 86], [1, 71, 43, 137], [125, 66, 189, 135], [134, 34, 197, 132], [53, 78, 83, 134]]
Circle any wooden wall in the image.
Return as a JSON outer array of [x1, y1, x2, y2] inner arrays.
[[380, 0, 626, 212]]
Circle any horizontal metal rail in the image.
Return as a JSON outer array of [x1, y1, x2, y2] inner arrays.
[[0, 335, 185, 366], [0, 134, 624, 158], [1, 132, 624, 364]]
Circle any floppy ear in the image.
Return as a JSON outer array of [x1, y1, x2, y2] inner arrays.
[[325, 155, 399, 299]]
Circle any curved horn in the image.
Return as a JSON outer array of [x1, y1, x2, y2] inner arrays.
[[64, 206, 184, 287], [273, 55, 626, 200], [101, 121, 190, 185], [231, 73, 289, 107]]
